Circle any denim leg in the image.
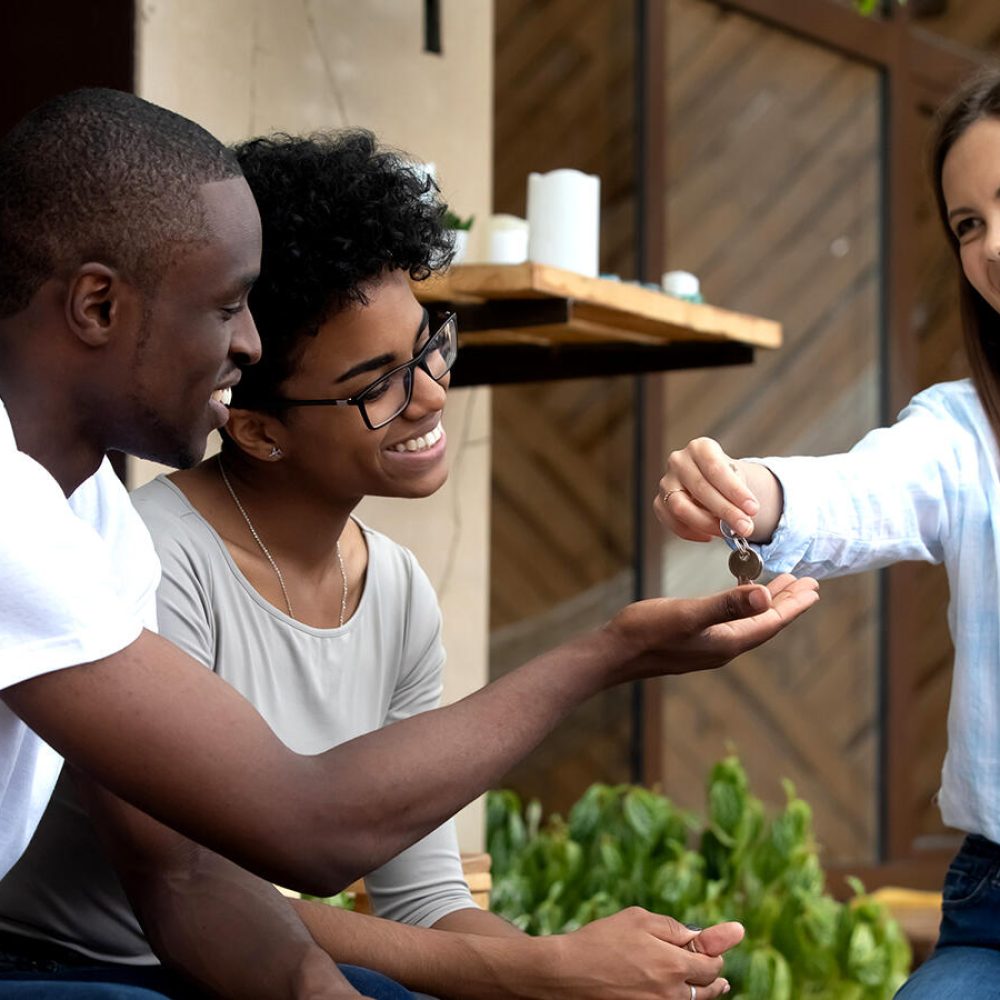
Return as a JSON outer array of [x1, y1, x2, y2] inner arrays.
[[0, 981, 170, 998], [0, 947, 427, 999], [895, 946, 1000, 998], [0, 957, 196, 998], [0, 964, 434, 999], [337, 964, 424, 999], [894, 835, 1000, 999]]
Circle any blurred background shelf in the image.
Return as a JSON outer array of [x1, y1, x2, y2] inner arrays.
[[415, 263, 782, 386]]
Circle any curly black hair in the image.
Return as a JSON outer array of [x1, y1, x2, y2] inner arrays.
[[231, 130, 455, 407]]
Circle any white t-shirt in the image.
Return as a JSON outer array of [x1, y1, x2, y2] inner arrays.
[[0, 398, 159, 879]]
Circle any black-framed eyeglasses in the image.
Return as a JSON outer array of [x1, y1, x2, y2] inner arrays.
[[266, 311, 458, 430]]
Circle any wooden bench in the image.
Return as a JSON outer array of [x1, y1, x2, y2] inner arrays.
[[869, 887, 942, 966], [345, 852, 492, 915]]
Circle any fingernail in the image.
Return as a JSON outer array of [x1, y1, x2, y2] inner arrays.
[[736, 518, 753, 535], [748, 587, 769, 612], [742, 498, 759, 514], [722, 982, 731, 994]]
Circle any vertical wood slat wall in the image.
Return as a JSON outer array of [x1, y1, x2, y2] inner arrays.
[[647, 0, 991, 887], [490, 0, 640, 817], [658, 0, 884, 865], [493, 0, 996, 890]]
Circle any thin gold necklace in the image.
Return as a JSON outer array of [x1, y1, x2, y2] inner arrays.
[[218, 457, 348, 627]]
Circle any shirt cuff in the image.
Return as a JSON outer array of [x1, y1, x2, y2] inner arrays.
[[745, 456, 822, 575]]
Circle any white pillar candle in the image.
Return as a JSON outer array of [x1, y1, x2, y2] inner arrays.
[[526, 169, 600, 277]]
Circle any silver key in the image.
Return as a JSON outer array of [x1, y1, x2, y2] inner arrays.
[[728, 546, 763, 585], [721, 519, 764, 585]]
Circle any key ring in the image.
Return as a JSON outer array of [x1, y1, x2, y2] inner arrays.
[[720, 519, 750, 556]]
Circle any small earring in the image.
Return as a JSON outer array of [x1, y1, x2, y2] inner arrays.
[[269, 446, 283, 459]]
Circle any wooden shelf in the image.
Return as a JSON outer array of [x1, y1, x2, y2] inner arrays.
[[414, 263, 782, 386]]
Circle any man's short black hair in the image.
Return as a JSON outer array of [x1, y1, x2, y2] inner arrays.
[[231, 130, 455, 407], [0, 88, 242, 318]]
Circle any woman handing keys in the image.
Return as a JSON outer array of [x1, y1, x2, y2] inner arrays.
[[652, 66, 1000, 1000]]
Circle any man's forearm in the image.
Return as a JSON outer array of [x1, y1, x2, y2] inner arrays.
[[293, 903, 738, 1000], [84, 780, 359, 1000], [293, 900, 547, 999], [6, 580, 815, 896], [6, 625, 619, 895], [137, 854, 356, 999], [302, 627, 620, 883]]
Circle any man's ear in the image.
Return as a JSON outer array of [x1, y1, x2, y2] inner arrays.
[[225, 408, 288, 462], [65, 263, 136, 348]]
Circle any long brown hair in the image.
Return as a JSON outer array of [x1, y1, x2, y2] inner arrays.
[[931, 69, 1000, 447]]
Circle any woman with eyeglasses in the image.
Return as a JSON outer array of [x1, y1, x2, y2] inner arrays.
[[0, 131, 747, 1000]]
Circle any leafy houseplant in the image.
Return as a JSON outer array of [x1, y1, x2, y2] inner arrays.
[[443, 209, 474, 265], [443, 209, 474, 232], [487, 757, 911, 999], [853, 0, 906, 13]]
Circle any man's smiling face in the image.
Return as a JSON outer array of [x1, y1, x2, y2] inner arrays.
[[121, 177, 263, 468]]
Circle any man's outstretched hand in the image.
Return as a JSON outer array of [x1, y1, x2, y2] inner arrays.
[[605, 574, 819, 684]]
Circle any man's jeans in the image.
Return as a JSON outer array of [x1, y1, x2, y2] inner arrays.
[[0, 944, 421, 999], [895, 834, 1000, 998]]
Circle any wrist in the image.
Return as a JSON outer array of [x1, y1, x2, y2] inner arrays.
[[740, 460, 782, 543], [469, 933, 556, 1000], [291, 944, 357, 999], [589, 619, 638, 689]]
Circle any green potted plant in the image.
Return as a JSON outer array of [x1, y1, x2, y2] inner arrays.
[[443, 209, 474, 264], [853, 0, 907, 13], [487, 757, 911, 999]]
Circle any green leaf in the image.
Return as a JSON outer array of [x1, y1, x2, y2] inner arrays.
[[709, 773, 746, 837], [746, 947, 774, 1000], [597, 835, 625, 877], [846, 922, 888, 986], [846, 875, 867, 897], [623, 786, 660, 843], [298, 890, 355, 909], [526, 798, 543, 839], [442, 209, 474, 230]]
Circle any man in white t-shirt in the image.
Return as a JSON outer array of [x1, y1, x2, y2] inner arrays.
[[0, 89, 819, 998]]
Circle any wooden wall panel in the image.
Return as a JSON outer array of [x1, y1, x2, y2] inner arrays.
[[490, 0, 1000, 851], [489, 0, 640, 815], [494, 0, 637, 279], [659, 0, 883, 864], [913, 0, 1000, 56]]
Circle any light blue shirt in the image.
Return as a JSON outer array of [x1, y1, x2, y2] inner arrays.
[[756, 379, 1000, 842]]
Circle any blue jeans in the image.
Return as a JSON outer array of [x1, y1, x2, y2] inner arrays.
[[895, 834, 1000, 998], [0, 943, 419, 999], [0, 984, 165, 999]]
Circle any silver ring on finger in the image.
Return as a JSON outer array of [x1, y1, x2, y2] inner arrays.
[[662, 488, 687, 505], [689, 986, 697, 1000]]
